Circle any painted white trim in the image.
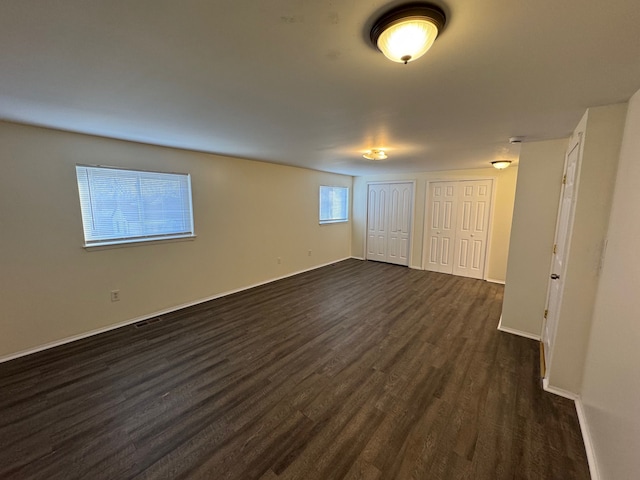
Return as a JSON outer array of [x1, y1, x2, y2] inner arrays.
[[497, 325, 541, 341], [497, 315, 542, 341], [575, 398, 601, 480], [350, 256, 365, 261], [542, 378, 578, 400], [500, 313, 600, 480], [365, 180, 418, 185], [409, 265, 423, 270], [542, 384, 601, 479], [0, 257, 351, 364], [421, 179, 431, 272], [483, 176, 499, 281], [486, 278, 505, 284]]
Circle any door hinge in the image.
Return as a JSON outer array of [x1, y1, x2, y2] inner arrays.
[[562, 174, 567, 185], [544, 309, 548, 319], [553, 244, 557, 254]]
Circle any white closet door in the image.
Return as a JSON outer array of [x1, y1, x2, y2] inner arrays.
[[366, 183, 413, 266], [425, 182, 458, 273], [366, 184, 388, 262], [387, 183, 413, 266], [452, 180, 492, 279]]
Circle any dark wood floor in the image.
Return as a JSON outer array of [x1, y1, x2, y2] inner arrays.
[[0, 259, 590, 479]]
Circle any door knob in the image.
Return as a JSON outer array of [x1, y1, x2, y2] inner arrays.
[[550, 273, 560, 280]]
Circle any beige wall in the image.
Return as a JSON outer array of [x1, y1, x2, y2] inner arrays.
[[0, 122, 352, 360], [352, 167, 518, 281], [501, 139, 567, 337], [580, 89, 640, 480], [548, 104, 627, 394]]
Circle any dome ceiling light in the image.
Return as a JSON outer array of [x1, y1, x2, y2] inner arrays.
[[370, 2, 446, 64], [491, 160, 512, 170], [363, 149, 388, 160]]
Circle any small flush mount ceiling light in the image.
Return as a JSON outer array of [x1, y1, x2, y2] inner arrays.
[[363, 149, 388, 160], [491, 160, 512, 170], [370, 2, 446, 64]]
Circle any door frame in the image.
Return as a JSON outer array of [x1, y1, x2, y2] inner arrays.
[[422, 177, 498, 280], [541, 133, 584, 380], [364, 180, 417, 266]]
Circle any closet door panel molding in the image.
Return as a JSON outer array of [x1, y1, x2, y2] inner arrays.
[[424, 179, 494, 279], [365, 181, 415, 266]]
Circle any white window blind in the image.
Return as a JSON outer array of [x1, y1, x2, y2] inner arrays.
[[319, 186, 349, 224], [75, 165, 195, 247]]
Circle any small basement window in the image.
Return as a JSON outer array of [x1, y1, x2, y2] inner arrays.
[[75, 165, 195, 247], [319, 185, 349, 224]]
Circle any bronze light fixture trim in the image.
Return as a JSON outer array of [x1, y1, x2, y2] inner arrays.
[[370, 2, 447, 64]]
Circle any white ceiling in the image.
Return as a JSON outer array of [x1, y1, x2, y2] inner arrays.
[[1, 0, 639, 176]]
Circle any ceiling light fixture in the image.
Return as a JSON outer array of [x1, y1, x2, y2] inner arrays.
[[491, 160, 512, 170], [363, 149, 388, 160], [370, 2, 446, 64]]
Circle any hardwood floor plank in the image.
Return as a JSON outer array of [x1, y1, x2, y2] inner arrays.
[[0, 259, 591, 479]]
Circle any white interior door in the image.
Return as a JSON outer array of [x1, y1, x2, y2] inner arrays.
[[425, 179, 493, 279], [366, 184, 387, 262], [425, 182, 458, 273], [452, 180, 492, 280], [387, 183, 413, 265], [366, 183, 413, 266], [543, 136, 581, 373]]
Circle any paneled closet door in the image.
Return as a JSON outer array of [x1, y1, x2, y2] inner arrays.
[[366, 183, 413, 266], [425, 179, 493, 279], [452, 180, 492, 279], [425, 182, 458, 273], [366, 184, 388, 262], [387, 183, 413, 265]]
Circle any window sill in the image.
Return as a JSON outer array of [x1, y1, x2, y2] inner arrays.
[[83, 234, 196, 251], [319, 220, 349, 225]]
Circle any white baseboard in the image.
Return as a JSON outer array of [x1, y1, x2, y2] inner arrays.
[[486, 277, 506, 284], [574, 398, 600, 480], [349, 256, 420, 270], [542, 383, 600, 480], [0, 257, 351, 364], [542, 378, 578, 400], [497, 315, 542, 341]]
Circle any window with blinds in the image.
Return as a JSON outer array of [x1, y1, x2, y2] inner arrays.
[[75, 165, 195, 247], [319, 185, 349, 224]]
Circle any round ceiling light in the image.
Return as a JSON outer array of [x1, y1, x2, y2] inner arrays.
[[370, 3, 446, 64], [363, 149, 388, 160], [491, 160, 512, 170]]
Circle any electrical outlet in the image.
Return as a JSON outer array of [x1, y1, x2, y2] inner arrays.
[[277, 257, 282, 264], [111, 290, 120, 302], [308, 250, 312, 256]]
